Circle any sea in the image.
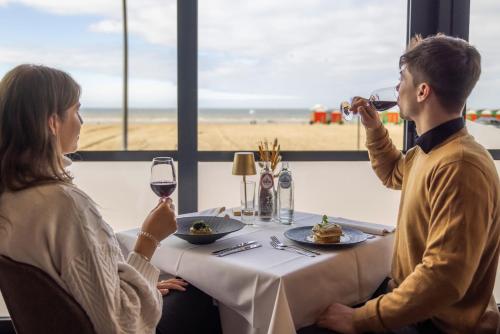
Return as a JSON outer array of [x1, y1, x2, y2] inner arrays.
[[80, 108, 315, 124], [80, 108, 500, 129]]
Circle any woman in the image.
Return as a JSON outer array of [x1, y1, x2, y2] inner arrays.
[[0, 64, 221, 334]]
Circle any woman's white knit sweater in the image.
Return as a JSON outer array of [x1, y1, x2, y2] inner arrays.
[[0, 182, 162, 333]]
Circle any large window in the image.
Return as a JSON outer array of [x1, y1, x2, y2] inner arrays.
[[198, 0, 406, 151], [468, 0, 500, 150], [1, 0, 498, 213], [0, 0, 177, 151]]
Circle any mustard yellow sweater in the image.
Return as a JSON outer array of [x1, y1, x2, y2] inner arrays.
[[353, 125, 500, 333]]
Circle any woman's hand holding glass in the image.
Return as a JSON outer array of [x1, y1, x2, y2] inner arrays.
[[134, 156, 178, 260], [147, 157, 178, 241], [134, 198, 177, 261], [143, 198, 177, 241]]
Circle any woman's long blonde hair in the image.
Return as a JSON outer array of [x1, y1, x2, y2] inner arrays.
[[0, 64, 81, 194]]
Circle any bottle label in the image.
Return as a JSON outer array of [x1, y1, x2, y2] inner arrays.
[[259, 194, 273, 218], [260, 173, 274, 189], [279, 173, 291, 189]]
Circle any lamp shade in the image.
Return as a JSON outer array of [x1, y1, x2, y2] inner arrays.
[[232, 152, 257, 176]]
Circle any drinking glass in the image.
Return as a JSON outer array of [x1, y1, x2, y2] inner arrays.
[[240, 180, 256, 225], [150, 157, 177, 198], [340, 86, 399, 121]]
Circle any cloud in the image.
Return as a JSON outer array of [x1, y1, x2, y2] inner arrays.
[[194, 0, 407, 106], [2, 0, 499, 108], [0, 44, 177, 84], [47, 0, 404, 107], [76, 73, 177, 108], [89, 19, 121, 34], [74, 74, 297, 109], [199, 89, 298, 101], [0, 46, 122, 75], [4, 0, 119, 16], [467, 0, 500, 108]]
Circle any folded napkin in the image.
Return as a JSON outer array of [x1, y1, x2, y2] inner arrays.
[[201, 207, 226, 215], [176, 207, 226, 219], [330, 216, 395, 236]]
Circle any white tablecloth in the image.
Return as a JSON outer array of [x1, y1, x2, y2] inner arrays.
[[116, 212, 394, 334]]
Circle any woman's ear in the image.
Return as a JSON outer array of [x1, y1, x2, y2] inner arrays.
[[48, 114, 58, 135]]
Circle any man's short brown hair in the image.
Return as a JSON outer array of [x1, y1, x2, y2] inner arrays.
[[399, 34, 481, 110]]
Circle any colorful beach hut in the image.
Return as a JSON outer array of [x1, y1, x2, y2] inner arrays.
[[479, 109, 493, 119], [309, 104, 329, 124], [387, 110, 399, 124], [330, 109, 342, 124], [466, 109, 477, 121]]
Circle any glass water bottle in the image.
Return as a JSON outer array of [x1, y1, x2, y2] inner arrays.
[[277, 162, 294, 224]]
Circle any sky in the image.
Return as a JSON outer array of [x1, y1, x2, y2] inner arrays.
[[0, 0, 498, 109]]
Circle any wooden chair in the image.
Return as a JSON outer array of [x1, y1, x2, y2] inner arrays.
[[0, 256, 95, 334]]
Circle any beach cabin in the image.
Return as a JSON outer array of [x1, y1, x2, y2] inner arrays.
[[330, 109, 342, 124], [479, 109, 493, 119], [466, 109, 477, 121], [0, 1, 499, 334], [309, 104, 329, 124], [387, 110, 400, 124]]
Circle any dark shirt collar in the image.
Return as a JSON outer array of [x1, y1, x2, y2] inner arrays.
[[415, 117, 465, 153]]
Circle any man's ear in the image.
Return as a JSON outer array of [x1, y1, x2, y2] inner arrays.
[[417, 83, 431, 103], [48, 114, 58, 135]]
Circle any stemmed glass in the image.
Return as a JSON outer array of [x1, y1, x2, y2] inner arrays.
[[340, 86, 399, 121], [150, 157, 177, 198]]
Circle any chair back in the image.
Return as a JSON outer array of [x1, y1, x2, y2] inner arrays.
[[0, 255, 95, 334]]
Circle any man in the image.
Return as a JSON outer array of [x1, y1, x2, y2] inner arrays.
[[311, 35, 500, 333]]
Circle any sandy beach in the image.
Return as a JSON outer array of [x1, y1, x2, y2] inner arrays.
[[79, 123, 405, 151]]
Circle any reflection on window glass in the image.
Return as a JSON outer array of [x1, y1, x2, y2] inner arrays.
[[468, 0, 500, 150], [0, 0, 177, 151], [199, 0, 406, 151]]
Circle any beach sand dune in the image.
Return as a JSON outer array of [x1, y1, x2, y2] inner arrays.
[[79, 123, 404, 151]]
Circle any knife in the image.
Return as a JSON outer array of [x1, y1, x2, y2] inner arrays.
[[211, 240, 258, 255], [216, 243, 262, 257]]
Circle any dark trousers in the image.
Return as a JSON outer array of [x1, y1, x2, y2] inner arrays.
[[156, 284, 222, 334], [297, 278, 443, 334]]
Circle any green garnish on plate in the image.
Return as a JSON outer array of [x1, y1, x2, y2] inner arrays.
[[320, 215, 329, 226]]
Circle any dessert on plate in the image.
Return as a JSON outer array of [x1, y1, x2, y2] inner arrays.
[[189, 220, 213, 235], [311, 215, 342, 243]]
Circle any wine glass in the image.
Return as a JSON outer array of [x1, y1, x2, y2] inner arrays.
[[340, 86, 399, 121], [150, 157, 177, 198]]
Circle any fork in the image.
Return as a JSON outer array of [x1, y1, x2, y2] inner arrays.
[[270, 240, 316, 257], [270, 235, 321, 256]]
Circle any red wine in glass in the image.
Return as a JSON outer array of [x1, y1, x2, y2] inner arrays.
[[340, 86, 399, 120], [371, 100, 398, 111], [150, 157, 176, 198], [150, 181, 177, 197]]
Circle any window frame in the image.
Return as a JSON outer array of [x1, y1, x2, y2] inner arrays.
[[70, 0, 500, 214]]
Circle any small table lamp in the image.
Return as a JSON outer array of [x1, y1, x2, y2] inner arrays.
[[232, 152, 257, 181], [232, 152, 257, 220]]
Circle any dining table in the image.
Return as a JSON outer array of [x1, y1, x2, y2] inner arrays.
[[115, 210, 395, 334]]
